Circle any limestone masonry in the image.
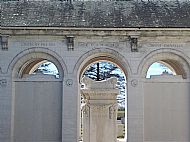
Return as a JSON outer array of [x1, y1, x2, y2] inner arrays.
[[1, 0, 190, 142]]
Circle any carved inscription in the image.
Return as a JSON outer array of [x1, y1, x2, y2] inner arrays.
[[90, 105, 107, 111], [15, 40, 65, 47], [149, 43, 184, 48], [20, 41, 56, 47], [78, 42, 126, 49]]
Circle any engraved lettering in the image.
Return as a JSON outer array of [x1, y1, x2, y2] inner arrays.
[[149, 43, 184, 48], [78, 42, 125, 49], [18, 41, 58, 47]]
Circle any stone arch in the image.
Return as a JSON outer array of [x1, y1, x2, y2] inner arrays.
[[142, 49, 190, 142], [8, 47, 67, 79], [74, 48, 131, 81], [10, 47, 65, 142], [74, 48, 129, 140], [138, 48, 190, 79]]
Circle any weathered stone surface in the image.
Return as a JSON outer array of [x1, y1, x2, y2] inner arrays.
[[1, 27, 190, 142], [1, 0, 190, 27], [81, 77, 119, 142]]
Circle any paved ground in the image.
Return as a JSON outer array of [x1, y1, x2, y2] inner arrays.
[[117, 138, 126, 142], [79, 138, 126, 142]]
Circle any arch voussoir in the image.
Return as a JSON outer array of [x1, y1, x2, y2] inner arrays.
[[138, 48, 190, 79]]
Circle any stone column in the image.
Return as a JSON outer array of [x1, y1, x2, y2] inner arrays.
[[81, 77, 119, 142]]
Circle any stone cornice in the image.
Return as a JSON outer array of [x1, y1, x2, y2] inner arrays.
[[2, 27, 190, 37]]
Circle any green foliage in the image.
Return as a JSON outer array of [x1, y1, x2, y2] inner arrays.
[[83, 61, 126, 107], [117, 110, 125, 119], [83, 62, 119, 81], [33, 61, 59, 78]]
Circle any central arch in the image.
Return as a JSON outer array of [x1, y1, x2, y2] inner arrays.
[[74, 48, 131, 79], [74, 48, 131, 141]]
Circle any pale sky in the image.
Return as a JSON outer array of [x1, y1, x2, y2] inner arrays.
[[146, 62, 173, 78], [38, 61, 174, 78]]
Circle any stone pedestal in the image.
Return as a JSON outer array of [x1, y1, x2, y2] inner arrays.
[[81, 77, 119, 142]]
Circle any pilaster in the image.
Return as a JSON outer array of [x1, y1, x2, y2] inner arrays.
[[0, 74, 12, 142], [62, 73, 80, 142], [127, 75, 144, 142]]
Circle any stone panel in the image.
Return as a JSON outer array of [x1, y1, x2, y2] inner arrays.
[[14, 75, 62, 142], [144, 76, 190, 142]]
